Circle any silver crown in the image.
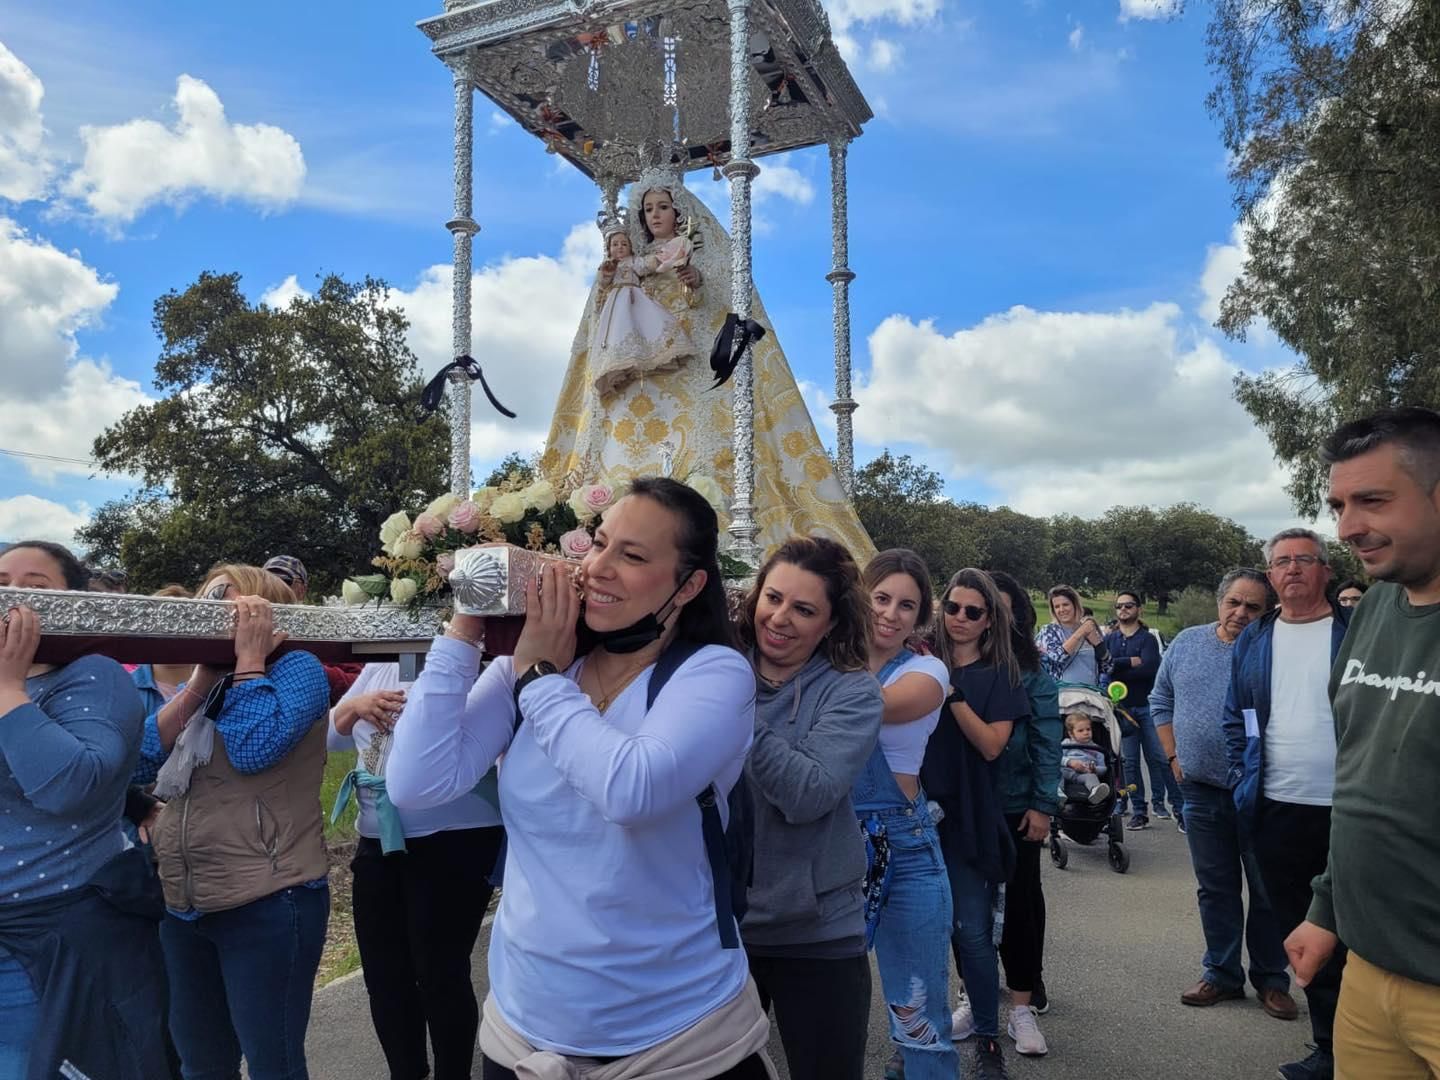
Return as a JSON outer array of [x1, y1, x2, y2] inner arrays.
[[596, 204, 631, 237]]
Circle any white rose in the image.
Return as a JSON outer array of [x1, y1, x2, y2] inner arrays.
[[390, 531, 425, 560], [490, 492, 527, 524], [341, 580, 369, 606], [426, 492, 461, 520], [378, 511, 412, 550], [390, 577, 419, 604], [470, 486, 498, 513], [522, 479, 556, 513], [567, 485, 596, 522]]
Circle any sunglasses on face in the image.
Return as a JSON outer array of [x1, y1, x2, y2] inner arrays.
[[1115, 601, 1138, 611], [206, 582, 237, 601], [942, 600, 987, 621]]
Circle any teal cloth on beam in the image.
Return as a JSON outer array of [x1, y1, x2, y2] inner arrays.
[[331, 768, 407, 854]]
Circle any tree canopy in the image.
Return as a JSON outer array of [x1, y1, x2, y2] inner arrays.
[[855, 452, 1268, 611], [1206, 0, 1440, 515], [77, 272, 451, 594]]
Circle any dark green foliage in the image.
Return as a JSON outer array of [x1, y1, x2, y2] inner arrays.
[[1207, 0, 1440, 514], [76, 272, 451, 595]]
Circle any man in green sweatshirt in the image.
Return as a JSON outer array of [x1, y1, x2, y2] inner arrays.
[[1286, 407, 1440, 1079]]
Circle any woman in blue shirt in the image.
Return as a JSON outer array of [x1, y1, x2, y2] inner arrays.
[[0, 541, 171, 1080]]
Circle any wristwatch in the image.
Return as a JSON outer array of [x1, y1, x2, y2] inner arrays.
[[513, 660, 560, 707]]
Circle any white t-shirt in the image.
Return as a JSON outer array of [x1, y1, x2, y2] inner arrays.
[[385, 637, 754, 1056], [327, 663, 501, 838], [1265, 617, 1338, 805], [876, 653, 949, 775]]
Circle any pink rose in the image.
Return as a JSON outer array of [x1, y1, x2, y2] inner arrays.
[[436, 551, 457, 577], [560, 529, 594, 559], [449, 500, 483, 534], [583, 483, 615, 514], [413, 512, 444, 539]]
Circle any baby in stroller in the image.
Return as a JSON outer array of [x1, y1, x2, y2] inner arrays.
[[1061, 714, 1112, 806]]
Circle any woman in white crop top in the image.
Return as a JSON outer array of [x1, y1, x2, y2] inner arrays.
[[385, 478, 776, 1080], [853, 549, 959, 1080]]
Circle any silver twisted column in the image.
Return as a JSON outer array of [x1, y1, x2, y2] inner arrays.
[[827, 135, 857, 495], [446, 60, 480, 496], [724, 0, 761, 564]]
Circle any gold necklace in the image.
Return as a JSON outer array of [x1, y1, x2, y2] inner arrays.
[[589, 655, 655, 711]]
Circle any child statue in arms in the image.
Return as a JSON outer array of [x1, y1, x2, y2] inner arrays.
[[588, 211, 695, 396]]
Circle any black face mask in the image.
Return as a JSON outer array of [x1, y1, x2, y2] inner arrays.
[[593, 574, 694, 654]]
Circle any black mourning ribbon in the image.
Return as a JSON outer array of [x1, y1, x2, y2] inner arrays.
[[420, 355, 516, 419], [708, 314, 767, 389]]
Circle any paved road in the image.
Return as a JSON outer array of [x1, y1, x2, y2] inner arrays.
[[306, 820, 1312, 1079]]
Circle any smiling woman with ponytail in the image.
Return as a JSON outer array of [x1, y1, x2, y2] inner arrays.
[[385, 477, 774, 1079]]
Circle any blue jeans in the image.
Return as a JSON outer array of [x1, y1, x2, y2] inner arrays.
[[940, 838, 1001, 1039], [870, 796, 958, 1079], [160, 885, 329, 1080], [0, 952, 37, 1080], [1179, 781, 1288, 993], [1122, 705, 1183, 816]]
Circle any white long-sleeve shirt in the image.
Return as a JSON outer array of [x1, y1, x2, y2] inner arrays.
[[327, 663, 500, 839], [385, 635, 755, 1055]]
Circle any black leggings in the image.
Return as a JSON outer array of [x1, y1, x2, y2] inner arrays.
[[351, 826, 503, 1080], [748, 952, 871, 1080], [999, 813, 1046, 993], [482, 1053, 772, 1079]]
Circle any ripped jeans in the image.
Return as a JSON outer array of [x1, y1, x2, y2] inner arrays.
[[870, 794, 959, 1080]]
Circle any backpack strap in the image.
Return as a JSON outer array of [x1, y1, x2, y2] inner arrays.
[[642, 640, 742, 949]]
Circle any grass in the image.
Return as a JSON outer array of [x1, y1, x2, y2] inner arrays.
[[317, 749, 361, 985]]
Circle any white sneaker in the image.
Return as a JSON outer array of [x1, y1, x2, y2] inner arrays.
[[1088, 782, 1111, 805], [1007, 1004, 1048, 1056], [950, 993, 976, 1041]]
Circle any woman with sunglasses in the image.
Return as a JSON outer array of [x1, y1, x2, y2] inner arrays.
[[921, 569, 1031, 1080], [986, 571, 1062, 1058], [736, 536, 882, 1080], [0, 542, 171, 1079], [132, 564, 331, 1080], [856, 549, 958, 1080], [1036, 585, 1111, 688]]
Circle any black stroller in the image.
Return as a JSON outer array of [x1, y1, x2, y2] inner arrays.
[[1048, 684, 1132, 874]]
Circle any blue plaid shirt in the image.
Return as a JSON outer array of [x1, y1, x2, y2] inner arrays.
[[132, 651, 329, 783]]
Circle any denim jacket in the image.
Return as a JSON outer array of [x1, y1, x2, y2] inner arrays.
[[1222, 602, 1350, 833]]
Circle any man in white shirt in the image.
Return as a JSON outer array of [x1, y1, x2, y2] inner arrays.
[[1223, 528, 1352, 1080]]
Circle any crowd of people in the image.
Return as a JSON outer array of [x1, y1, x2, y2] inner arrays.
[[0, 407, 1438, 1080]]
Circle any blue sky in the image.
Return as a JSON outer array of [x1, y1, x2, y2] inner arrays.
[[0, 0, 1310, 550]]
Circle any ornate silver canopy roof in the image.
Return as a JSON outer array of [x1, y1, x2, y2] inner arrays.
[[419, 0, 872, 181]]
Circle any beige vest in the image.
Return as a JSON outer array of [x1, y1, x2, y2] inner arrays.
[[153, 719, 329, 914]]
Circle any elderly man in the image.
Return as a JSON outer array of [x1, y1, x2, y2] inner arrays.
[[1152, 570, 1296, 1022], [1288, 408, 1440, 1080], [1223, 530, 1352, 1079]]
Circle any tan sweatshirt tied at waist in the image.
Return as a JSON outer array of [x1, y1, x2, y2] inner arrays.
[[478, 979, 777, 1080]]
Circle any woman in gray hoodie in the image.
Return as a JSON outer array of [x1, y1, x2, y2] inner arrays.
[[737, 536, 883, 1080]]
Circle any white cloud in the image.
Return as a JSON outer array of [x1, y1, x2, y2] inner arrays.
[[853, 302, 1299, 535], [63, 74, 305, 224], [753, 162, 815, 206], [827, 0, 943, 31], [488, 110, 512, 133], [259, 274, 310, 310], [388, 224, 603, 470], [0, 360, 152, 483], [1068, 24, 1086, 51], [1199, 224, 1244, 323], [0, 41, 52, 202], [0, 216, 118, 399], [0, 495, 90, 546], [1119, 0, 1182, 20], [868, 38, 903, 72]]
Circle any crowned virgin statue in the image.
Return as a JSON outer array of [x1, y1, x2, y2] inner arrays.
[[541, 166, 874, 559]]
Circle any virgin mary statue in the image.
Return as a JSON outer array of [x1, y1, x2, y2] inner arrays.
[[540, 165, 875, 559]]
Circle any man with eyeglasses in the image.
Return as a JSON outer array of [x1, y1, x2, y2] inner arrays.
[[1286, 408, 1440, 1079], [1102, 591, 1182, 831], [1222, 528, 1351, 1079]]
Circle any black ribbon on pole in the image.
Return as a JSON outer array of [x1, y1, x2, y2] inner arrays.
[[709, 314, 767, 389], [420, 355, 516, 419]]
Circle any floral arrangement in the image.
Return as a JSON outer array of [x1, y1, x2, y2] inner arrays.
[[342, 469, 734, 610]]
